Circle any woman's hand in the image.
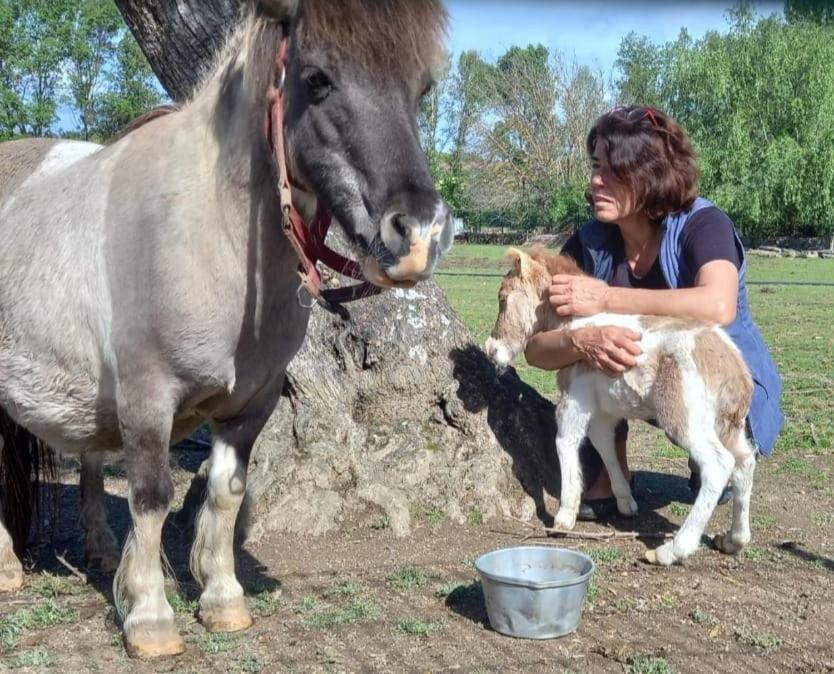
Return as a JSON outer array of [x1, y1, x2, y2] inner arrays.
[[549, 274, 611, 317], [570, 326, 641, 377]]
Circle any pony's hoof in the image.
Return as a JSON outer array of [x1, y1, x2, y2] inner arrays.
[[124, 623, 186, 659], [713, 533, 745, 555], [0, 564, 23, 592], [200, 598, 253, 633], [643, 549, 658, 565]]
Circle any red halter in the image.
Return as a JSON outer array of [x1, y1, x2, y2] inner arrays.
[[265, 37, 382, 320]]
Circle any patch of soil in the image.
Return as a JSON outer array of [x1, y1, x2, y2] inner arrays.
[[3, 433, 833, 674]]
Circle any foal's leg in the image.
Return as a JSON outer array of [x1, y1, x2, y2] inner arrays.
[[587, 413, 637, 517], [648, 431, 734, 566], [113, 385, 183, 658], [80, 452, 120, 572], [553, 392, 593, 530], [0, 434, 24, 592], [714, 432, 756, 555], [191, 402, 275, 632]]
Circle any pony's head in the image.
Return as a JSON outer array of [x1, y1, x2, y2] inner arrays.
[[257, 0, 453, 287]]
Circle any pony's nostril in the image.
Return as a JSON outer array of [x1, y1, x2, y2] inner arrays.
[[390, 213, 410, 240]]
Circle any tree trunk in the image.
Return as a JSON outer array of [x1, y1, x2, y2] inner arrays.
[[114, 0, 561, 536]]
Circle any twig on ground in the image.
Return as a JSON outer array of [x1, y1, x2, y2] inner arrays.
[[503, 515, 675, 541], [55, 551, 88, 584]]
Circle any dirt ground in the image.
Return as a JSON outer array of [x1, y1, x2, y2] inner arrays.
[[3, 424, 833, 674]]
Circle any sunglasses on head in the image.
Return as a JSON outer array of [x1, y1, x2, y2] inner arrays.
[[611, 105, 659, 129]]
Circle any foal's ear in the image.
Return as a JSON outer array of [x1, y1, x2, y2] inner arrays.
[[505, 248, 531, 279], [255, 0, 299, 21]]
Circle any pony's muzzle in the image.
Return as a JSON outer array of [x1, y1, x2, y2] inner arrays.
[[378, 202, 453, 282]]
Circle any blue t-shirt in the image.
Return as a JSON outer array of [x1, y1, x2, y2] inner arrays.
[[561, 207, 740, 288]]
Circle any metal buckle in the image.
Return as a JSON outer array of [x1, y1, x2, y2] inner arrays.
[[296, 280, 317, 309]]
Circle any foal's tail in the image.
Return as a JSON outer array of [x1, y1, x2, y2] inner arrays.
[[0, 407, 54, 555]]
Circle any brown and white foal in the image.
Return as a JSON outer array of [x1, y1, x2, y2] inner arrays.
[[485, 248, 756, 565]]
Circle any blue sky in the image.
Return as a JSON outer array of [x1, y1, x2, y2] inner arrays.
[[444, 1, 783, 76]]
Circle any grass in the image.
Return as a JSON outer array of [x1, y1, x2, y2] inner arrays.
[[395, 617, 441, 637], [668, 502, 689, 517], [587, 547, 625, 565], [370, 516, 390, 530], [466, 509, 484, 525], [387, 566, 426, 589], [0, 601, 79, 651], [437, 247, 834, 454], [304, 600, 379, 630], [323, 580, 364, 598], [232, 654, 264, 673], [739, 546, 782, 563], [437, 580, 483, 603], [198, 632, 238, 655], [167, 590, 198, 615], [735, 628, 782, 653], [3, 647, 55, 669], [27, 573, 86, 598], [623, 655, 673, 674]]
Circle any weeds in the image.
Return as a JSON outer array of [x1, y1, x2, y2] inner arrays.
[[395, 617, 441, 637], [387, 566, 425, 589], [623, 655, 673, 674], [0, 601, 79, 651], [304, 600, 379, 630], [4, 647, 55, 669], [198, 632, 237, 655]]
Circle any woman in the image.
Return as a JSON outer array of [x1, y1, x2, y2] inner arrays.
[[525, 106, 783, 520]]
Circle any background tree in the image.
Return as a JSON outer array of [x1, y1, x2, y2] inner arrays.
[[0, 0, 73, 139], [66, 0, 123, 141]]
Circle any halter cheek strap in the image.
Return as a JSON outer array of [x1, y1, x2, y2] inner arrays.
[[265, 36, 382, 320]]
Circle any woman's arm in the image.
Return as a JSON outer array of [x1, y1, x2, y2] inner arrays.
[[525, 325, 642, 376], [550, 260, 739, 326]]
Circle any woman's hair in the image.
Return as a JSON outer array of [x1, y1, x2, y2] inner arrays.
[[586, 106, 699, 222]]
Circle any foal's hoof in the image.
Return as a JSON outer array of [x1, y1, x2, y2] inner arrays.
[[125, 624, 186, 659], [0, 564, 23, 593], [200, 598, 253, 633]]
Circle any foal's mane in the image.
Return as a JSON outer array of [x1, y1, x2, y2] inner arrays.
[[527, 246, 585, 277]]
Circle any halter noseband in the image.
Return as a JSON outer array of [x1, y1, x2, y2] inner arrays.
[[265, 36, 382, 321]]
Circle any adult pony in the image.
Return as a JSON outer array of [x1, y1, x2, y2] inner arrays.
[[0, 0, 452, 658]]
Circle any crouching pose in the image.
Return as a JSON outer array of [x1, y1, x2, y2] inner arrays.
[[488, 247, 770, 564]]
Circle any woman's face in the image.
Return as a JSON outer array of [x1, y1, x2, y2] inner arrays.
[[590, 139, 636, 223]]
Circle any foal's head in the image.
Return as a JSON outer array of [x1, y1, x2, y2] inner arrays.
[[485, 248, 582, 368], [257, 0, 453, 287]]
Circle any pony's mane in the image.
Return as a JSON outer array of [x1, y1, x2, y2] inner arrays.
[[105, 105, 180, 145], [297, 0, 448, 78], [527, 246, 585, 277]]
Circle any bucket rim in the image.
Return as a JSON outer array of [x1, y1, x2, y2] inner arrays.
[[474, 545, 596, 590]]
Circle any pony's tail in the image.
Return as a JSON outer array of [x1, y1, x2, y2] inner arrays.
[[0, 407, 54, 555]]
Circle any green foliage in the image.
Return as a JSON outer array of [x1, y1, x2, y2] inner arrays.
[[4, 647, 55, 669], [0, 0, 161, 141], [394, 617, 441, 637], [0, 601, 79, 651], [303, 599, 379, 630], [386, 566, 426, 589], [616, 3, 834, 239], [198, 632, 238, 655]]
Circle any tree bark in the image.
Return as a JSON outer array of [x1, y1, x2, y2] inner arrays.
[[114, 0, 561, 536]]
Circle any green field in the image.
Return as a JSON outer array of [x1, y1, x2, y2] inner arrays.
[[436, 244, 834, 455]]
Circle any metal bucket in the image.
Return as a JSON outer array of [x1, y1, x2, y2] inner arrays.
[[474, 546, 595, 639]]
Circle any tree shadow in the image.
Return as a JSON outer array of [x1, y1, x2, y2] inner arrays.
[[450, 344, 560, 526], [26, 437, 280, 614]]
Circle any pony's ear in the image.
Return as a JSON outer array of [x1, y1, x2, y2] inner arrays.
[[505, 248, 530, 279], [255, 0, 299, 21]]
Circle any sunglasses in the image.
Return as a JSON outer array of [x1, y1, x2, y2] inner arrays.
[[610, 105, 659, 129]]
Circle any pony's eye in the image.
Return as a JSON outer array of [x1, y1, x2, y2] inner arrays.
[[419, 80, 435, 100], [304, 70, 332, 102]]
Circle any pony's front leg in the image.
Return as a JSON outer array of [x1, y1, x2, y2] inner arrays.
[[113, 385, 183, 659], [80, 452, 120, 571], [553, 393, 593, 531], [191, 401, 275, 633]]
